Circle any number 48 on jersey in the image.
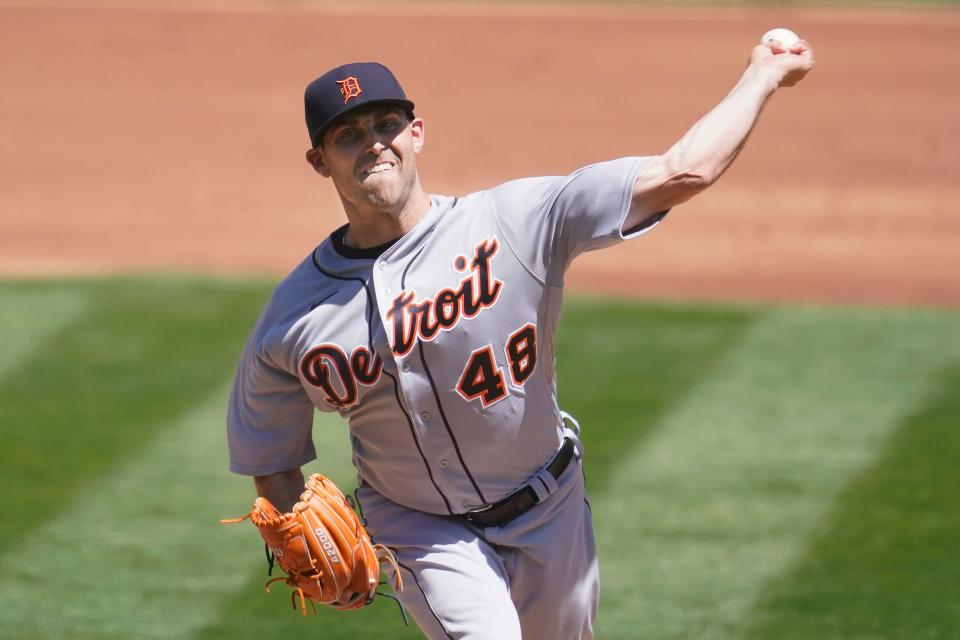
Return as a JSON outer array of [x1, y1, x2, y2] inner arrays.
[[457, 323, 537, 408]]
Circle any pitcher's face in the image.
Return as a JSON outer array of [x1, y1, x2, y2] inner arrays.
[[308, 105, 425, 215]]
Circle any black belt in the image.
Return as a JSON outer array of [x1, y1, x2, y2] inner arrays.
[[461, 438, 576, 529]]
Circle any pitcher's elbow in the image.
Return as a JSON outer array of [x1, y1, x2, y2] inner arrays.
[[670, 171, 713, 200]]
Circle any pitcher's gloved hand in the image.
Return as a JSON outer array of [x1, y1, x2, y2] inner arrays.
[[222, 473, 402, 615]]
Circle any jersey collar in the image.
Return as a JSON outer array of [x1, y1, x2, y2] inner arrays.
[[330, 224, 401, 260]]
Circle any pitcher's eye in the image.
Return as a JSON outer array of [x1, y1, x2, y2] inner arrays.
[[335, 128, 359, 143], [377, 118, 400, 133]]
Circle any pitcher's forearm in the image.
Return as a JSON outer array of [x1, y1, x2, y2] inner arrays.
[[662, 64, 781, 186], [254, 468, 305, 512], [627, 41, 814, 226]]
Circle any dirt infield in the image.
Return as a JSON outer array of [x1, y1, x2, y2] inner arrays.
[[1, 2, 958, 305]]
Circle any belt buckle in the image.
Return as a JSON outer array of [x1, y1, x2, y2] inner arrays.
[[464, 501, 494, 516], [462, 502, 495, 527]]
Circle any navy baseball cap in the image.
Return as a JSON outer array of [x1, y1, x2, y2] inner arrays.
[[304, 62, 415, 148]]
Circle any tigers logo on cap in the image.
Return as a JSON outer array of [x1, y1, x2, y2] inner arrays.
[[336, 77, 363, 104], [305, 63, 415, 148]]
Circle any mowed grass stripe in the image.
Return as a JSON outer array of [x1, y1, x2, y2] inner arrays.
[[557, 299, 754, 493], [0, 284, 90, 380], [0, 386, 355, 640], [5, 280, 958, 638], [0, 278, 272, 551], [592, 307, 960, 639], [741, 363, 960, 640], [195, 301, 753, 640]]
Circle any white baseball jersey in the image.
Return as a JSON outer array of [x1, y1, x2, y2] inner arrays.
[[227, 156, 664, 515]]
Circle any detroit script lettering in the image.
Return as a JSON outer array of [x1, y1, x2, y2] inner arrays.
[[299, 238, 504, 407], [387, 238, 502, 356]]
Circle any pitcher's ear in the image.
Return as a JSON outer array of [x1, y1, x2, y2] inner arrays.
[[410, 118, 425, 154], [305, 147, 330, 177]]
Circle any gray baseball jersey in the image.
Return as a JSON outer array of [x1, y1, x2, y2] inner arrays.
[[227, 156, 663, 515]]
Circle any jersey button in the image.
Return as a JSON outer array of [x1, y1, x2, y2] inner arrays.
[[461, 499, 474, 508], [420, 411, 431, 422], [438, 459, 448, 469], [401, 362, 411, 373], [378, 261, 387, 270], [384, 287, 392, 295]]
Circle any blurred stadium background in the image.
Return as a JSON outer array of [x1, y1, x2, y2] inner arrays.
[[1, 1, 958, 638]]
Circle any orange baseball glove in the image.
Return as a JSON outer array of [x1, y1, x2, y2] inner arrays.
[[222, 473, 401, 615]]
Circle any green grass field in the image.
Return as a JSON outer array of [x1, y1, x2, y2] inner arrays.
[[0, 277, 958, 639]]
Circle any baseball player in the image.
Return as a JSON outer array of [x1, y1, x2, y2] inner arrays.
[[228, 40, 814, 639]]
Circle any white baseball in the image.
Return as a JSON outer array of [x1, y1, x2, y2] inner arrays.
[[761, 27, 800, 51]]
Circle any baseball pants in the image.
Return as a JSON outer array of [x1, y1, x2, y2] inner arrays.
[[357, 440, 597, 640]]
